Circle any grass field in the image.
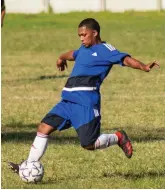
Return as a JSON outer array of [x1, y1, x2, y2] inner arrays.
[[1, 11, 165, 189]]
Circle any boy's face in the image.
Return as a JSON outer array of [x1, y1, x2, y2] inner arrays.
[[78, 26, 98, 47]]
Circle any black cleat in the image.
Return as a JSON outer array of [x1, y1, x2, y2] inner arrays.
[[8, 162, 20, 174], [8, 160, 24, 174]]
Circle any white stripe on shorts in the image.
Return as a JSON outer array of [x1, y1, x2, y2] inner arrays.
[[63, 87, 97, 91]]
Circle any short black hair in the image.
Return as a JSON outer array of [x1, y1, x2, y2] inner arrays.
[[78, 18, 100, 34]]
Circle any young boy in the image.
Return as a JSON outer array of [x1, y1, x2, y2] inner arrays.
[[9, 18, 159, 174]]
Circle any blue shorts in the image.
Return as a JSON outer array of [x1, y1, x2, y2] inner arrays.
[[41, 100, 101, 147]]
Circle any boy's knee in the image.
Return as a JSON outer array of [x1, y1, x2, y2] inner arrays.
[[81, 144, 95, 151], [37, 123, 55, 135]]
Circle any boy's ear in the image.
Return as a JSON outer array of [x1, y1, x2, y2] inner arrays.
[[93, 30, 98, 37]]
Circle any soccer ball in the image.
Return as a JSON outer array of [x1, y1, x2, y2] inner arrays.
[[19, 160, 44, 183]]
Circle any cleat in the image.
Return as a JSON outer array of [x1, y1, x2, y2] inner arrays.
[[8, 162, 19, 174], [116, 130, 133, 159], [8, 160, 24, 174]]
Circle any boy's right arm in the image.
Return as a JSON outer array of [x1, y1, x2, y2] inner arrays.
[[56, 50, 75, 71], [58, 50, 75, 61]]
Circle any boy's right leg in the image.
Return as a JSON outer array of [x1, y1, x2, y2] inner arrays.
[[8, 122, 56, 174], [27, 122, 55, 162], [9, 100, 72, 174]]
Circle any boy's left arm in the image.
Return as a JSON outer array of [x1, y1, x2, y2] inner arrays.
[[123, 56, 159, 72]]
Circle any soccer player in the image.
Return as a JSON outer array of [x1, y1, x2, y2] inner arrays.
[[1, 0, 6, 27], [9, 18, 159, 173]]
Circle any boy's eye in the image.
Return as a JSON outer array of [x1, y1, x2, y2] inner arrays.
[[78, 33, 86, 37]]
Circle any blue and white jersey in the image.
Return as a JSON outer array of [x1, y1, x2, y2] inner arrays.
[[61, 42, 130, 106]]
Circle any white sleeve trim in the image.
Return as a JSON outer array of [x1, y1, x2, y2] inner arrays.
[[103, 43, 116, 51]]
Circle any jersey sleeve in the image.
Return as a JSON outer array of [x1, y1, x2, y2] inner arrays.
[[103, 43, 130, 66], [73, 45, 84, 60], [108, 50, 130, 66], [73, 49, 79, 60]]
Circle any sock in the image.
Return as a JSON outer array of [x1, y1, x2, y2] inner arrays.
[[27, 132, 48, 162], [95, 134, 118, 149]]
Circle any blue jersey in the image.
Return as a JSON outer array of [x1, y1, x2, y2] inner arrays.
[[61, 42, 130, 106]]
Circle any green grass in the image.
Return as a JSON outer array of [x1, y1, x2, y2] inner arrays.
[[1, 11, 165, 189]]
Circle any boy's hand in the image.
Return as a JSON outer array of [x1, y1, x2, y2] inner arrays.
[[56, 59, 68, 71], [145, 61, 160, 72]]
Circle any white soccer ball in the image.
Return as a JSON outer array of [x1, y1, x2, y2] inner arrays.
[[19, 160, 44, 183]]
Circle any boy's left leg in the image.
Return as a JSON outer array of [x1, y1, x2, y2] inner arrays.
[[73, 104, 133, 158], [95, 130, 133, 158]]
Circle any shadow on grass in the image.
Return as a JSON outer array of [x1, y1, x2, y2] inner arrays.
[[2, 122, 165, 143], [103, 170, 165, 179], [2, 122, 37, 130], [39, 75, 68, 80], [1, 131, 79, 145], [2, 74, 68, 85], [2, 121, 79, 144], [41, 170, 165, 185], [104, 126, 165, 142]]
